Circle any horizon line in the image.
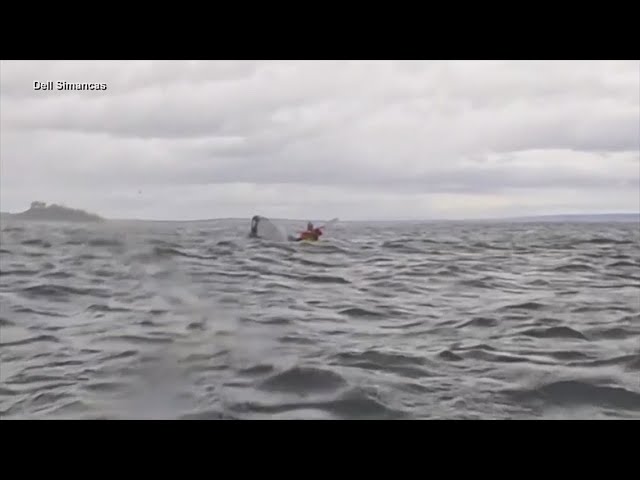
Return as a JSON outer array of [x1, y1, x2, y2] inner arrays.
[[2, 210, 639, 223], [100, 212, 640, 223]]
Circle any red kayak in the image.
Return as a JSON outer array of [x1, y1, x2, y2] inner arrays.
[[297, 228, 323, 242]]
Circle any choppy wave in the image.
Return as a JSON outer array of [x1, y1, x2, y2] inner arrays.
[[1, 219, 639, 419]]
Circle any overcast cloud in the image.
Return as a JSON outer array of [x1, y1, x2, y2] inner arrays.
[[1, 60, 638, 220]]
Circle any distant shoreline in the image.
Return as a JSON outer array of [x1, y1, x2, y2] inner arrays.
[[1, 202, 104, 223], [2, 210, 638, 224], [67, 213, 640, 223], [109, 213, 639, 223]]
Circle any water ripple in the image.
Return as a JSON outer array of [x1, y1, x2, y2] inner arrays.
[[1, 219, 638, 419]]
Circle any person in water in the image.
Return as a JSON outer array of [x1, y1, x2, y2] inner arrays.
[[297, 221, 323, 241]]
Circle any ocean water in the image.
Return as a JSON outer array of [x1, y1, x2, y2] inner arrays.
[[1, 218, 639, 420]]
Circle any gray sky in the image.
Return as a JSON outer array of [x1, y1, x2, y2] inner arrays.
[[1, 60, 638, 220]]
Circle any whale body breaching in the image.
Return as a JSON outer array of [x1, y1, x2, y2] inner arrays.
[[248, 215, 291, 241], [249, 215, 260, 238]]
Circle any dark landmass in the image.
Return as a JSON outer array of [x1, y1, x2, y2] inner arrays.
[[5, 202, 104, 223]]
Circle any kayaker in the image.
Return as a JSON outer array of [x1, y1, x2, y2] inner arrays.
[[297, 221, 323, 241]]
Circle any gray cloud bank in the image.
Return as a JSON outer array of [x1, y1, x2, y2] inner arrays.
[[1, 60, 638, 220]]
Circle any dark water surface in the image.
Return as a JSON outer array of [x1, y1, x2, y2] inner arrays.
[[1, 219, 639, 419]]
